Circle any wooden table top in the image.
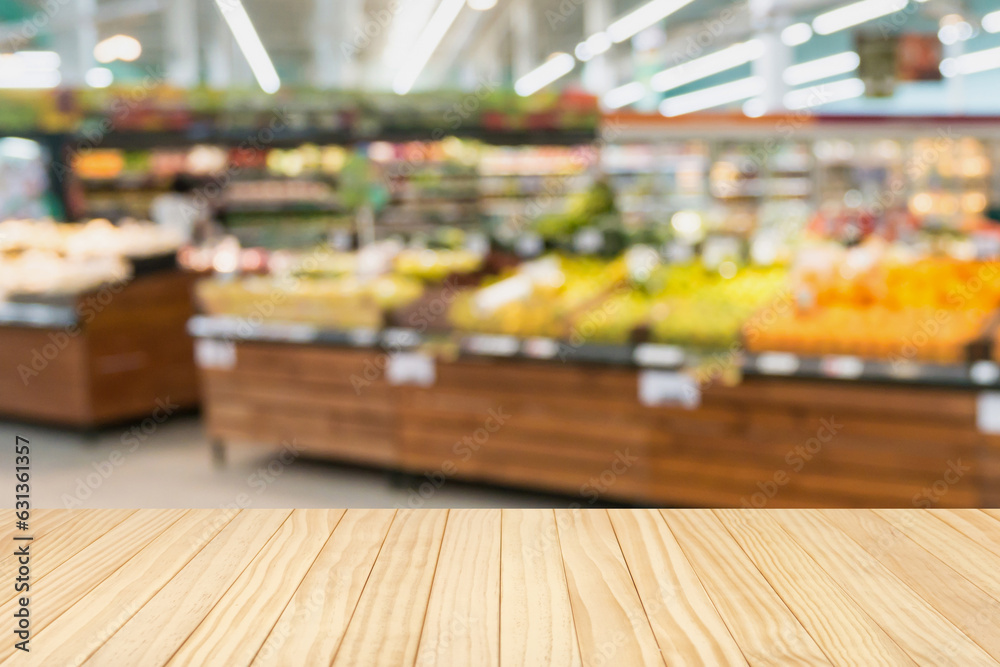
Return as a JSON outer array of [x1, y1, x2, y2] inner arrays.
[[5, 509, 1000, 665]]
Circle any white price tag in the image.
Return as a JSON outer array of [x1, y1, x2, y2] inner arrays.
[[386, 352, 436, 387], [634, 343, 686, 368], [638, 370, 700, 408], [756, 352, 800, 376], [382, 328, 421, 348], [347, 328, 379, 346], [522, 337, 559, 359], [820, 355, 865, 379], [194, 339, 236, 370], [256, 322, 319, 343], [976, 391, 1000, 433], [971, 361, 1000, 386], [465, 334, 520, 357]]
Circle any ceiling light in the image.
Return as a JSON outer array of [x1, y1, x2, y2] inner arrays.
[[85, 67, 114, 88], [812, 0, 908, 36], [575, 32, 612, 61], [94, 35, 141, 63], [784, 77, 866, 110], [984, 10, 1000, 33], [467, 0, 497, 10], [0, 70, 61, 89], [742, 98, 767, 117], [607, 0, 696, 44], [514, 53, 575, 96], [602, 82, 646, 109], [4, 51, 61, 70], [215, 1, 280, 93], [651, 39, 764, 92], [659, 76, 765, 117], [393, 0, 465, 94], [781, 22, 813, 46], [940, 46, 1000, 77], [783, 51, 860, 86]]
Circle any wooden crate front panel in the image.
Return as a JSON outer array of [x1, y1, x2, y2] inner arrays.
[[86, 271, 201, 423], [396, 358, 654, 503], [0, 326, 92, 425], [644, 378, 990, 508], [201, 343, 397, 467]]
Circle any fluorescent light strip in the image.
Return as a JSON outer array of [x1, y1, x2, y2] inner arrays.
[[651, 39, 764, 93], [941, 46, 1000, 77], [215, 0, 280, 94], [984, 10, 1000, 33], [393, 0, 466, 94], [0, 70, 61, 89], [783, 51, 860, 86], [781, 22, 813, 46], [784, 77, 866, 110], [575, 32, 612, 62], [813, 0, 908, 36], [607, 0, 696, 44], [659, 76, 765, 117], [515, 53, 576, 96], [602, 82, 646, 109]]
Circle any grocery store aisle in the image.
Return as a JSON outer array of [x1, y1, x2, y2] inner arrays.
[[0, 416, 566, 509]]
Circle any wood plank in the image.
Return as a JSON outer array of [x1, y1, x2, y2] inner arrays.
[[252, 509, 396, 666], [931, 510, 1000, 560], [0, 509, 75, 554], [416, 509, 500, 666], [0, 509, 185, 658], [0, 509, 136, 605], [331, 509, 449, 666], [554, 509, 665, 667], [821, 509, 1000, 661], [874, 510, 1000, 604], [714, 510, 916, 665], [166, 510, 344, 666], [765, 510, 997, 665], [499, 509, 582, 667], [661, 509, 833, 666], [25, 510, 236, 667], [607, 509, 748, 666], [87, 510, 291, 665]]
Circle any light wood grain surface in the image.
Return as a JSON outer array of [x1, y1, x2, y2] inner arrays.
[[4, 509, 1000, 666]]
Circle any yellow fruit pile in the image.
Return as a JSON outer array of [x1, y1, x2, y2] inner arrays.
[[196, 274, 424, 330]]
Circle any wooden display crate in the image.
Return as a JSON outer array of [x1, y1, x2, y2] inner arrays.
[[199, 340, 1000, 508], [0, 271, 200, 428]]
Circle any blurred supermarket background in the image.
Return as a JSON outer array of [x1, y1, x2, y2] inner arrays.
[[3, 0, 1000, 508]]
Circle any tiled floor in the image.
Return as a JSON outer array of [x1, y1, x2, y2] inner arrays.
[[0, 415, 568, 509]]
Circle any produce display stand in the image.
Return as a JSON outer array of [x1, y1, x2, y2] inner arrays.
[[0, 270, 201, 428], [191, 316, 1000, 508]]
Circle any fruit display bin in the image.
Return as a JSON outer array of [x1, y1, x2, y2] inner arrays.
[[0, 271, 201, 428], [191, 316, 1000, 508]]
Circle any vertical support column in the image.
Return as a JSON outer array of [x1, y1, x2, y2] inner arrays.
[[582, 0, 614, 94], [749, 0, 791, 113], [61, 0, 97, 86], [206, 6, 232, 89], [312, 0, 364, 89], [166, 0, 199, 86], [510, 0, 536, 80]]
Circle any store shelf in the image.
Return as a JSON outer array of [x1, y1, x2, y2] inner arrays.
[[187, 315, 1000, 389], [0, 301, 78, 328]]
